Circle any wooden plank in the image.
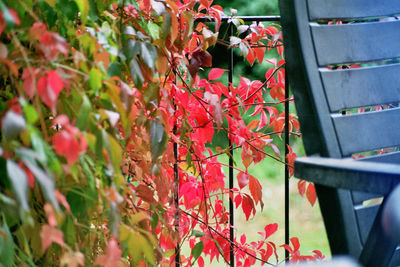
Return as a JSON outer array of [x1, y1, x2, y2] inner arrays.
[[307, 0, 400, 20], [332, 108, 400, 156], [320, 64, 400, 112], [311, 20, 400, 66]]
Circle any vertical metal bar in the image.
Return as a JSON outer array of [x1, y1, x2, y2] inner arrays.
[[228, 22, 235, 267], [174, 94, 180, 267], [284, 69, 290, 263]]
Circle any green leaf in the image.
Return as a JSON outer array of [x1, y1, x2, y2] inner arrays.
[[30, 132, 46, 163], [89, 68, 103, 92], [192, 230, 205, 238], [76, 95, 91, 131], [150, 212, 159, 231], [147, 22, 160, 40], [74, 0, 89, 22], [143, 81, 160, 105], [6, 160, 29, 211], [22, 159, 58, 210], [22, 103, 38, 125], [107, 62, 122, 78], [191, 241, 204, 260], [129, 59, 144, 89], [0, 220, 15, 267], [2, 111, 26, 141], [141, 42, 157, 70], [56, 0, 79, 21], [88, 0, 98, 20], [162, 11, 171, 39], [101, 130, 122, 174], [124, 39, 140, 61], [150, 120, 167, 162], [126, 231, 155, 265], [0, 1, 16, 27]]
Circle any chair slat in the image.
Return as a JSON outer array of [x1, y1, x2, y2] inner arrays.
[[332, 108, 400, 156], [355, 205, 379, 244], [311, 21, 400, 66], [320, 64, 400, 111], [360, 151, 400, 164], [307, 0, 400, 20]]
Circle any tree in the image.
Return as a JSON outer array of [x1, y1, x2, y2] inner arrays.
[[0, 0, 320, 266]]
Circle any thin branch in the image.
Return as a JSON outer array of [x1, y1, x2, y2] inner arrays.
[[181, 209, 277, 267]]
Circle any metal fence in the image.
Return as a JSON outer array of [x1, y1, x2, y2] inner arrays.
[[176, 15, 290, 267]]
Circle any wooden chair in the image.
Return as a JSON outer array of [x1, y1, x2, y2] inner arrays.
[[279, 1, 400, 266]]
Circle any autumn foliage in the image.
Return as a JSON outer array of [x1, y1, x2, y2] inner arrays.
[[0, 0, 320, 266]]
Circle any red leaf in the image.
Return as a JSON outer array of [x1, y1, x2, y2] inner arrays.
[[277, 42, 284, 57], [22, 67, 41, 99], [29, 22, 47, 40], [237, 171, 249, 189], [208, 68, 227, 80], [199, 0, 212, 8], [256, 110, 268, 131], [246, 48, 256, 66], [242, 194, 255, 220], [254, 47, 266, 63], [37, 70, 64, 114], [240, 234, 246, 244], [306, 183, 317, 206], [53, 131, 80, 165], [290, 237, 300, 252], [95, 238, 122, 267], [264, 223, 278, 240], [54, 190, 70, 213], [234, 194, 242, 208], [297, 180, 306, 197], [41, 224, 64, 252], [198, 256, 204, 267], [248, 175, 262, 207]]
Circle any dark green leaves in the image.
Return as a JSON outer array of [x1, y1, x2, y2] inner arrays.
[[191, 241, 204, 260], [124, 39, 140, 61], [22, 158, 58, 210], [0, 220, 14, 267], [141, 42, 157, 70], [129, 59, 144, 89], [150, 120, 167, 162], [76, 95, 91, 131]]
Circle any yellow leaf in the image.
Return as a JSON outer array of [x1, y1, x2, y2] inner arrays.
[[74, 0, 89, 23]]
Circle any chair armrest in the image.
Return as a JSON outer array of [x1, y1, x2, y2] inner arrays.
[[295, 156, 400, 195]]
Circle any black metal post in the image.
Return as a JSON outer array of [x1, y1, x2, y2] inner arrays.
[[284, 70, 290, 263], [228, 22, 235, 267], [174, 95, 180, 267]]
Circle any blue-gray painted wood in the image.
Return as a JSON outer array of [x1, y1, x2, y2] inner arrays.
[[311, 20, 400, 66], [307, 0, 400, 20], [355, 205, 380, 244], [320, 64, 400, 112], [332, 108, 400, 156], [280, 0, 400, 265]]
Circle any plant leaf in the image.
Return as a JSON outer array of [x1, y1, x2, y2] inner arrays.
[[6, 160, 29, 211], [150, 120, 167, 162], [191, 241, 204, 260]]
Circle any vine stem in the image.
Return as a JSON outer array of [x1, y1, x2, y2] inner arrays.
[[180, 209, 277, 267]]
